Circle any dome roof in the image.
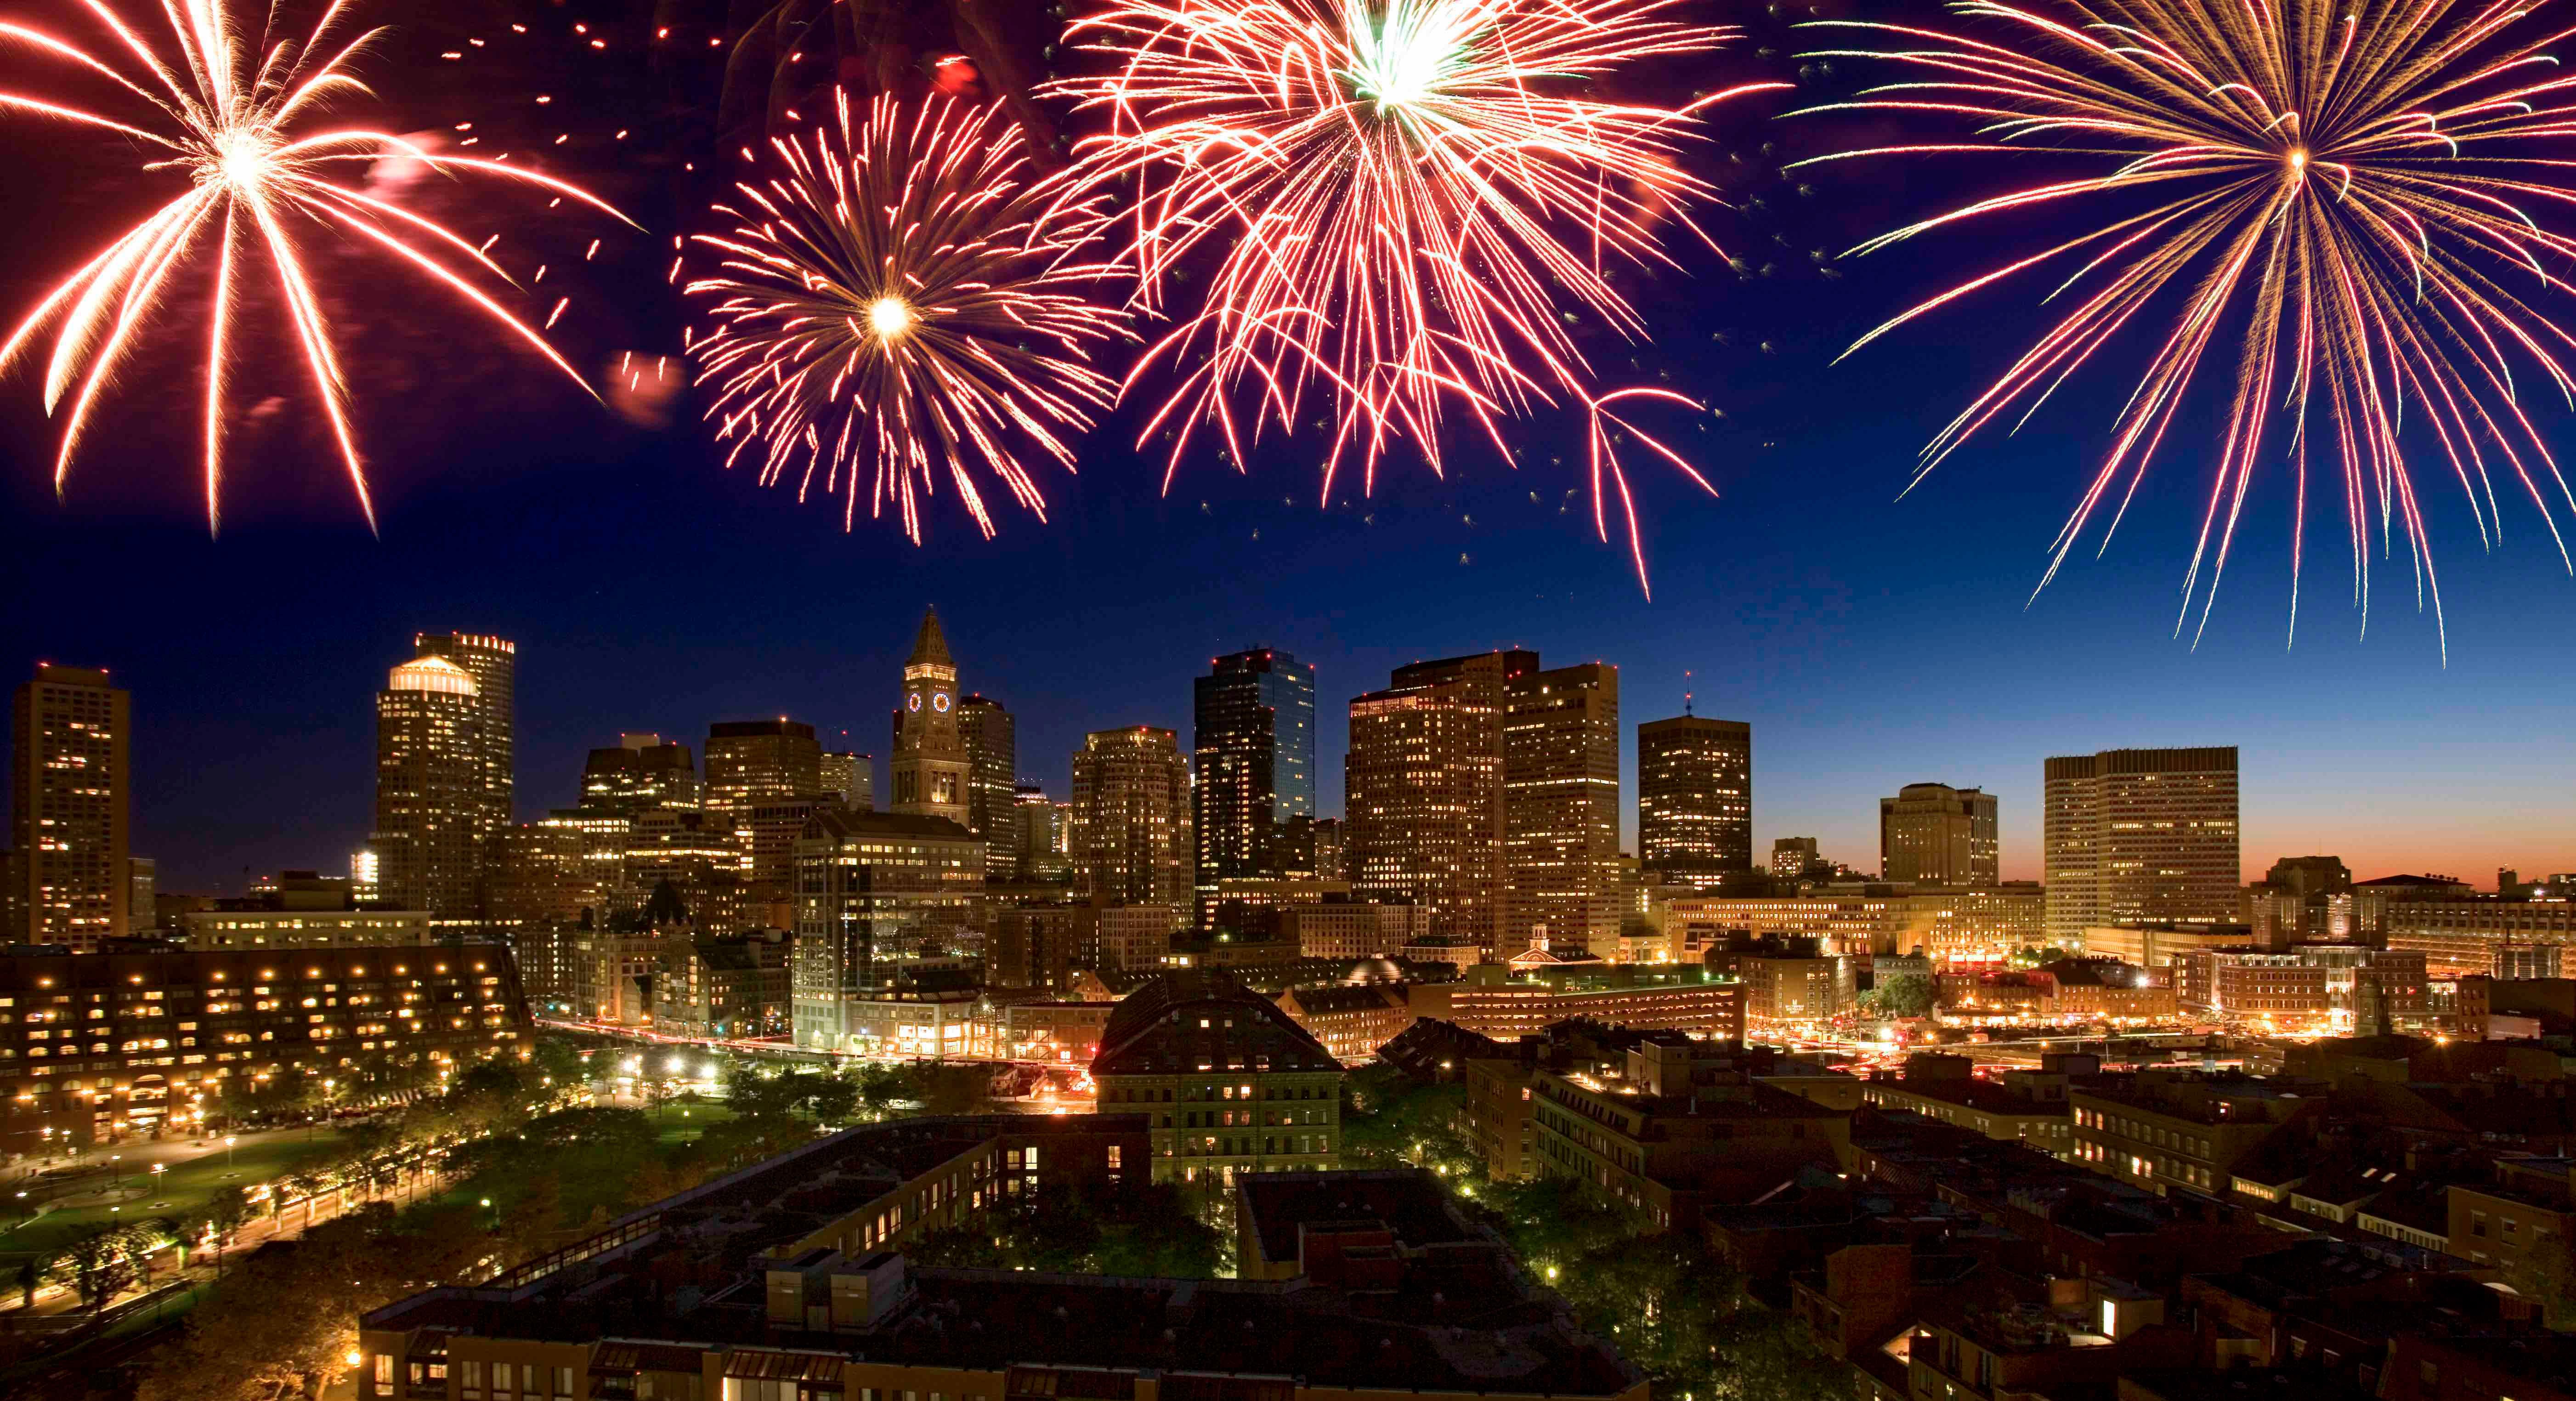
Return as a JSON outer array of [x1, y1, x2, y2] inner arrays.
[[388, 655, 476, 697], [1344, 954, 1403, 985]]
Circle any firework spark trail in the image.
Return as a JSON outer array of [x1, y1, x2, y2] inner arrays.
[[1791, 0, 2576, 657], [0, 0, 633, 532], [684, 91, 1133, 543], [1051, 0, 1784, 592]]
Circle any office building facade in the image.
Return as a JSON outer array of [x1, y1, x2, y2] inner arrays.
[[373, 656, 486, 919], [410, 631, 515, 844], [1070, 727, 1193, 907], [579, 733, 701, 815], [2044, 747, 2240, 946], [10, 664, 131, 946], [1503, 663, 1620, 953], [1345, 652, 1527, 960], [1192, 648, 1318, 920], [1880, 783, 2000, 886], [1636, 714, 1752, 885], [957, 693, 1014, 861], [705, 719, 825, 818]]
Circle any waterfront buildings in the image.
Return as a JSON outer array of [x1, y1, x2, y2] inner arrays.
[[10, 663, 131, 946], [1069, 727, 1192, 908], [1192, 648, 1318, 922], [1879, 783, 1999, 886], [2043, 746, 2241, 945], [0, 941, 527, 1147], [181, 870, 433, 948], [1636, 713, 1752, 888]]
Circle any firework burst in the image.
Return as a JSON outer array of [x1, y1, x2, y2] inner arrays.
[[1053, 0, 1783, 590], [1797, 0, 2576, 654], [685, 91, 1130, 542], [0, 0, 633, 531]]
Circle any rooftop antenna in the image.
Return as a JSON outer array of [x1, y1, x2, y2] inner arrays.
[[1683, 670, 1694, 717]]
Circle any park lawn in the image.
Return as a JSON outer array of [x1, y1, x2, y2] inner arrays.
[[0, 1129, 355, 1262], [654, 1102, 736, 1144]]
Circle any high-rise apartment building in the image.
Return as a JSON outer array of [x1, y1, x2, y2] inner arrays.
[[580, 733, 702, 814], [1192, 648, 1318, 920], [1636, 714, 1751, 887], [10, 664, 131, 946], [958, 693, 1016, 861], [2043, 746, 2241, 946], [1345, 652, 1529, 960], [1502, 663, 1620, 953], [1070, 727, 1193, 907], [1879, 783, 1999, 886], [372, 655, 486, 919], [889, 608, 972, 826], [410, 631, 515, 832]]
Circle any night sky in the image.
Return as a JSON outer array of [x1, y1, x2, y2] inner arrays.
[[0, 0, 2568, 895]]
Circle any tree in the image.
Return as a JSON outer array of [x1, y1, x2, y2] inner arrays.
[[2511, 1227, 2576, 1330], [58, 1225, 133, 1311], [204, 1185, 254, 1273], [1863, 973, 1938, 1020]]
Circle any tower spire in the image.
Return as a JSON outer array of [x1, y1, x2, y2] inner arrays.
[[908, 607, 954, 669]]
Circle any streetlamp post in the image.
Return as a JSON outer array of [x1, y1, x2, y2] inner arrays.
[[224, 1135, 237, 1171]]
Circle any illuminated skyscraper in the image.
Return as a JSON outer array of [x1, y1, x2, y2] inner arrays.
[[411, 632, 515, 838], [822, 751, 873, 812], [1636, 714, 1752, 889], [1502, 663, 1620, 953], [581, 733, 702, 815], [958, 693, 1016, 862], [1013, 783, 1070, 881], [10, 664, 132, 946], [889, 608, 972, 827], [2044, 746, 2240, 945], [1880, 783, 1999, 886], [1345, 651, 1528, 960], [1070, 727, 1193, 907], [705, 720, 824, 817], [1192, 647, 1317, 921], [373, 655, 485, 919]]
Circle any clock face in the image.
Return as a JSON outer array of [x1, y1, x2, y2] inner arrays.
[[932, 692, 951, 712], [907, 694, 922, 713]]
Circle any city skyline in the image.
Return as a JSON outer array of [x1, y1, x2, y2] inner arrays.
[[1, 572, 2562, 899]]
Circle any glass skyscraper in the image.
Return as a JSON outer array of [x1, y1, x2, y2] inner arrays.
[[1191, 648, 1317, 916]]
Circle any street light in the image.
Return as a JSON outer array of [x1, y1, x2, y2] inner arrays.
[[225, 1135, 237, 1170]]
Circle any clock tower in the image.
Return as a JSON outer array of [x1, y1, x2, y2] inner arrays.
[[890, 607, 972, 827]]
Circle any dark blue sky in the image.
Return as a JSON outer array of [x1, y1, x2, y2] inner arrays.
[[0, 0, 2569, 893]]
